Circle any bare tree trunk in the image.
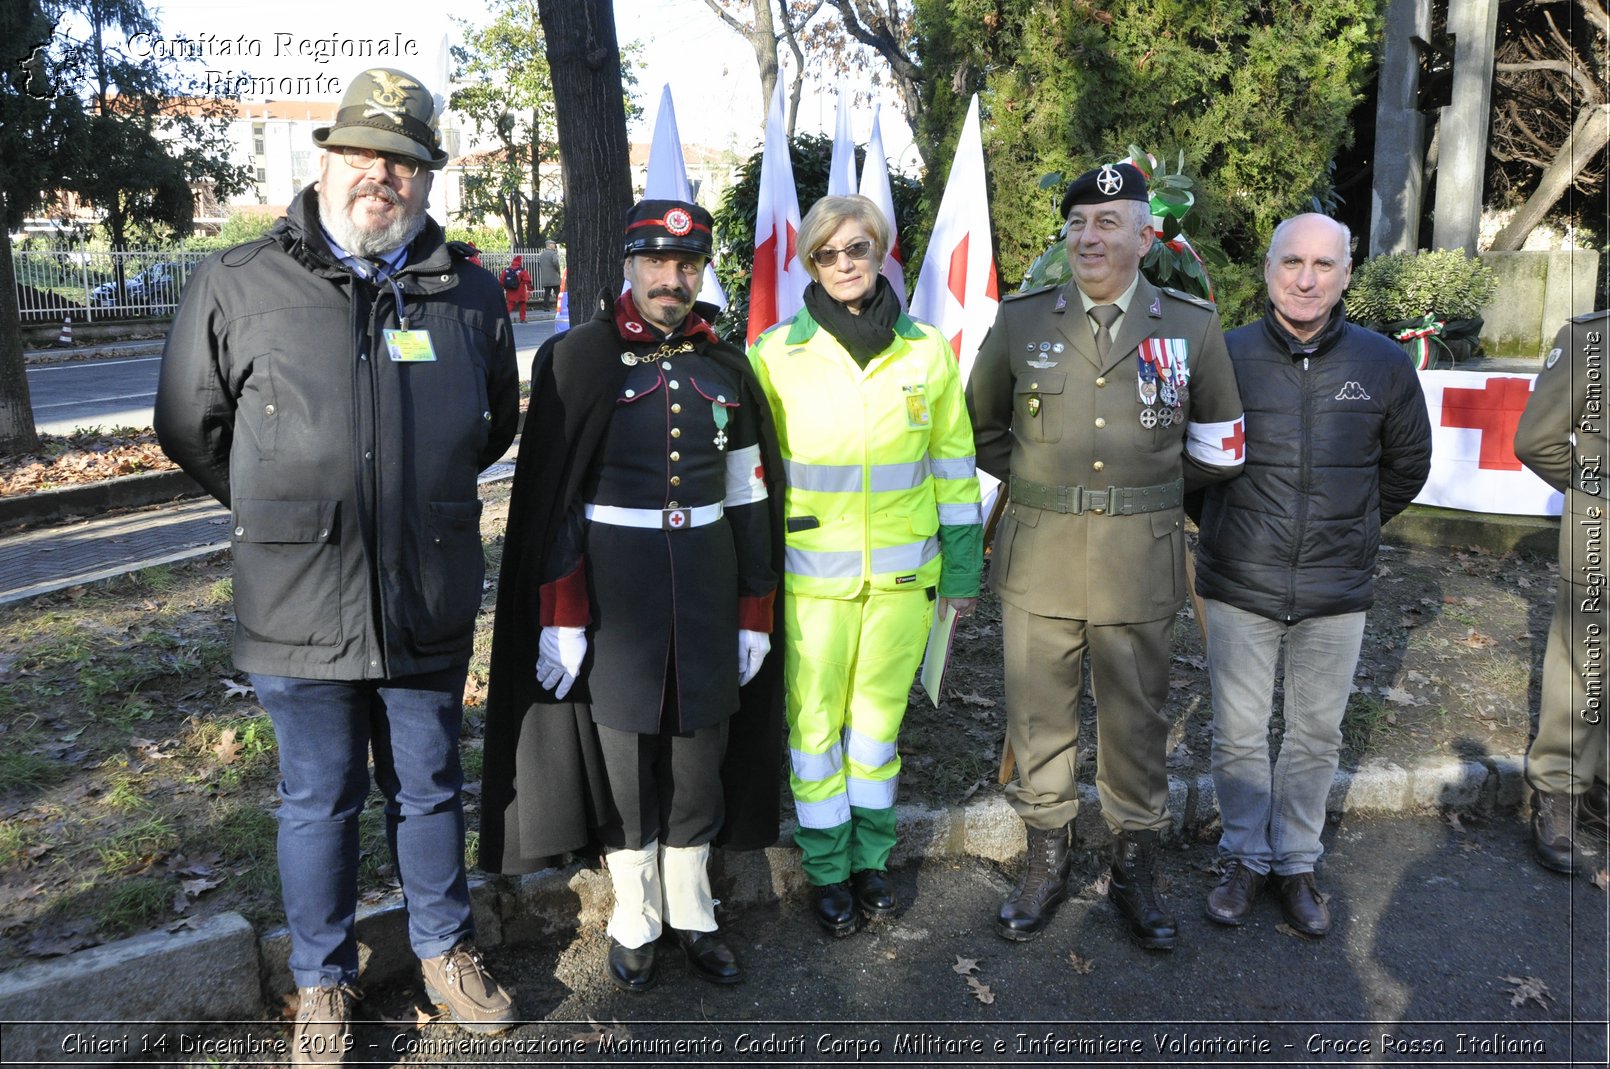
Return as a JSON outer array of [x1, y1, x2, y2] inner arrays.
[[703, 0, 780, 127], [0, 197, 41, 454], [536, 0, 632, 313], [1490, 102, 1610, 251]]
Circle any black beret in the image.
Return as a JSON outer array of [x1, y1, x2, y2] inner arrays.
[[1060, 162, 1150, 218], [623, 199, 714, 258]]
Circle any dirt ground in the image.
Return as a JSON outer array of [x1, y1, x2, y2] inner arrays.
[[0, 479, 1551, 973]]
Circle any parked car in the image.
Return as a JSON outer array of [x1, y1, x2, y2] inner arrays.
[[88, 262, 185, 309]]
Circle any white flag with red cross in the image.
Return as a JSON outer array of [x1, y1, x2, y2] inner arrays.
[[909, 94, 999, 384], [1414, 370, 1561, 516], [747, 82, 808, 346], [642, 85, 726, 313], [858, 105, 908, 310]]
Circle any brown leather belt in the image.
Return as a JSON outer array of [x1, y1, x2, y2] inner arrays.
[[1008, 475, 1184, 516]]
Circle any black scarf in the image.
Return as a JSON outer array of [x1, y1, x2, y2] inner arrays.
[[803, 275, 901, 366]]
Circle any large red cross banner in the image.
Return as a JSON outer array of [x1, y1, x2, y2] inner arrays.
[[1414, 370, 1561, 516]]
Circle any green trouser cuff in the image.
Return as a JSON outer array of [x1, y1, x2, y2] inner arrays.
[[795, 822, 851, 885], [850, 805, 898, 874]]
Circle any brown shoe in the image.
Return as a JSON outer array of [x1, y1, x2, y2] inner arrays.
[[1204, 859, 1266, 927], [420, 943, 516, 1035], [1274, 871, 1331, 937], [1533, 791, 1585, 874], [291, 983, 359, 1067]]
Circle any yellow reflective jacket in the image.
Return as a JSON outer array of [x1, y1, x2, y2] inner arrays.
[[749, 307, 983, 599]]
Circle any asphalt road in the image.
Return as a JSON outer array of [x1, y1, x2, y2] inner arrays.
[[121, 812, 1609, 1069], [25, 319, 558, 436]]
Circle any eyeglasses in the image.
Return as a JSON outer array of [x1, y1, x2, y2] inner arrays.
[[338, 147, 422, 179], [809, 238, 875, 267]]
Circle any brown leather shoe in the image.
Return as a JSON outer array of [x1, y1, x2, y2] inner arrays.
[[1108, 831, 1177, 951], [1274, 871, 1331, 937], [291, 983, 359, 1067], [1204, 859, 1266, 927], [996, 823, 1072, 942], [1533, 791, 1584, 874], [421, 943, 516, 1034]]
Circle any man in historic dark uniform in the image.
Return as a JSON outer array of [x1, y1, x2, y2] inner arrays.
[[479, 200, 784, 993], [967, 163, 1245, 951]]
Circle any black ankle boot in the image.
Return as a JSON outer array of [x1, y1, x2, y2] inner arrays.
[[996, 823, 1072, 941], [811, 881, 858, 937], [1109, 831, 1177, 951], [851, 870, 897, 917]]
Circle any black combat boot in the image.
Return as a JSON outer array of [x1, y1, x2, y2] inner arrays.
[[996, 823, 1072, 942], [1108, 831, 1177, 951]]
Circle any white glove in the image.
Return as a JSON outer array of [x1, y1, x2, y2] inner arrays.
[[737, 629, 770, 687], [536, 626, 587, 699]]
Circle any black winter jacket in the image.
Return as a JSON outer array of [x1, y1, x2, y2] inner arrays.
[[155, 187, 521, 679], [1193, 304, 1432, 623]]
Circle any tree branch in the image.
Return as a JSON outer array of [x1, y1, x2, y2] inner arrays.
[[700, 0, 749, 35], [1495, 59, 1603, 102]]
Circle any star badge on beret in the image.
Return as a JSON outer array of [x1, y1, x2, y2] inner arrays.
[[1096, 164, 1124, 196]]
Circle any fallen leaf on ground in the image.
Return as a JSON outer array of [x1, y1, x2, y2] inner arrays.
[[954, 690, 995, 708], [1464, 629, 1499, 649], [212, 728, 241, 765], [1067, 950, 1095, 974], [1591, 869, 1609, 892], [952, 955, 979, 975], [1444, 810, 1466, 832], [1501, 975, 1553, 1010], [965, 975, 994, 1004], [219, 677, 254, 699], [180, 875, 225, 897], [1380, 686, 1419, 706]]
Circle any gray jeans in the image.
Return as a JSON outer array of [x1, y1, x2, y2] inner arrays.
[[1205, 599, 1365, 874]]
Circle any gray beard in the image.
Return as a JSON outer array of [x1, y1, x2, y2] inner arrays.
[[319, 183, 428, 258]]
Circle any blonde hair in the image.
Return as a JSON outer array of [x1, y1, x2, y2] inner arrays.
[[798, 194, 890, 282]]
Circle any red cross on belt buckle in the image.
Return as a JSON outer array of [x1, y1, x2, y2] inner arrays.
[[664, 509, 689, 530]]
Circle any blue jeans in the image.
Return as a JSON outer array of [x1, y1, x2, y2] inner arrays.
[[1204, 600, 1365, 875], [253, 668, 474, 988]]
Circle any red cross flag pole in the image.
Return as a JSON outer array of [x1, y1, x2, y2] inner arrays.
[[747, 81, 808, 346]]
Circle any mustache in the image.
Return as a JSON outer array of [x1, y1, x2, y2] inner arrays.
[[648, 286, 690, 302], [347, 182, 401, 206]]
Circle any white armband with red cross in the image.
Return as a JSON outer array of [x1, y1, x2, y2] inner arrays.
[[1186, 414, 1246, 468], [725, 444, 768, 506]]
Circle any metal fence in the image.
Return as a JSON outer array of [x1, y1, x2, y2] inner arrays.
[[14, 243, 547, 324]]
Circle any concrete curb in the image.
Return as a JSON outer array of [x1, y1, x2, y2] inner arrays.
[[0, 470, 204, 532], [0, 753, 1532, 1060]]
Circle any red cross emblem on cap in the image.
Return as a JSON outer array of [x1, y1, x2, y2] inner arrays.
[[664, 208, 693, 236], [666, 509, 688, 529]]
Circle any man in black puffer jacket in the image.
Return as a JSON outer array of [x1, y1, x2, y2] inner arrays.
[[1193, 214, 1431, 939]]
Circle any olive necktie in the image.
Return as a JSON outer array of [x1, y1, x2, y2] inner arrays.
[[1090, 303, 1121, 361]]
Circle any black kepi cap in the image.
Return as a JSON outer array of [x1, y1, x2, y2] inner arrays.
[[623, 199, 714, 258], [1060, 162, 1150, 218]]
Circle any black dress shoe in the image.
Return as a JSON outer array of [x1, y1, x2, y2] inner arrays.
[[851, 870, 897, 918], [1108, 832, 1177, 951], [811, 881, 859, 937], [669, 928, 742, 985], [1204, 858, 1267, 927], [606, 938, 656, 993], [997, 824, 1072, 942], [1273, 871, 1331, 937]]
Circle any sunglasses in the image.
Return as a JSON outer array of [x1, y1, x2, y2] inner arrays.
[[810, 239, 875, 267], [338, 147, 422, 179]]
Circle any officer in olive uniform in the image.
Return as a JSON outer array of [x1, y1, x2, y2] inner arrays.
[[967, 163, 1246, 950], [481, 200, 780, 994], [1515, 309, 1609, 875]]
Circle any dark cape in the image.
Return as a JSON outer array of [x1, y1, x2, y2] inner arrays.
[[477, 295, 788, 874]]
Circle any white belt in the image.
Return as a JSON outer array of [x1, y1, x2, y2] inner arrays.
[[584, 502, 724, 531]]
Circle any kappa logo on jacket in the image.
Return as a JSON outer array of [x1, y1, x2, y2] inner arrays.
[[1335, 381, 1372, 401]]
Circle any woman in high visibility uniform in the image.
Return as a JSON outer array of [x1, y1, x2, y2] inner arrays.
[[749, 194, 983, 935]]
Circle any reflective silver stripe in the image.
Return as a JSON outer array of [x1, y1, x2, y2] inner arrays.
[[785, 546, 864, 578], [845, 728, 897, 770], [870, 537, 939, 573], [724, 444, 767, 506], [868, 460, 929, 492], [938, 502, 983, 526], [846, 774, 899, 810], [794, 793, 851, 829], [929, 455, 977, 480], [786, 460, 862, 493], [789, 744, 843, 782]]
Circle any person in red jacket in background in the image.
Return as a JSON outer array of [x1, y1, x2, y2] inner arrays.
[[502, 254, 533, 322]]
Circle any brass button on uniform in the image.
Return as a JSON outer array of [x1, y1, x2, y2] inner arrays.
[[671, 403, 681, 414], [1094, 417, 1106, 428], [670, 476, 681, 487], [1093, 460, 1105, 472], [1095, 376, 1107, 387], [668, 500, 680, 508], [670, 427, 681, 438], [670, 451, 681, 461]]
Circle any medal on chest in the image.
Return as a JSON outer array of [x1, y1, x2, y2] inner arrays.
[[712, 402, 729, 450]]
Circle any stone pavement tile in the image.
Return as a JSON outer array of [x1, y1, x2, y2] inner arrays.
[[0, 498, 226, 603]]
